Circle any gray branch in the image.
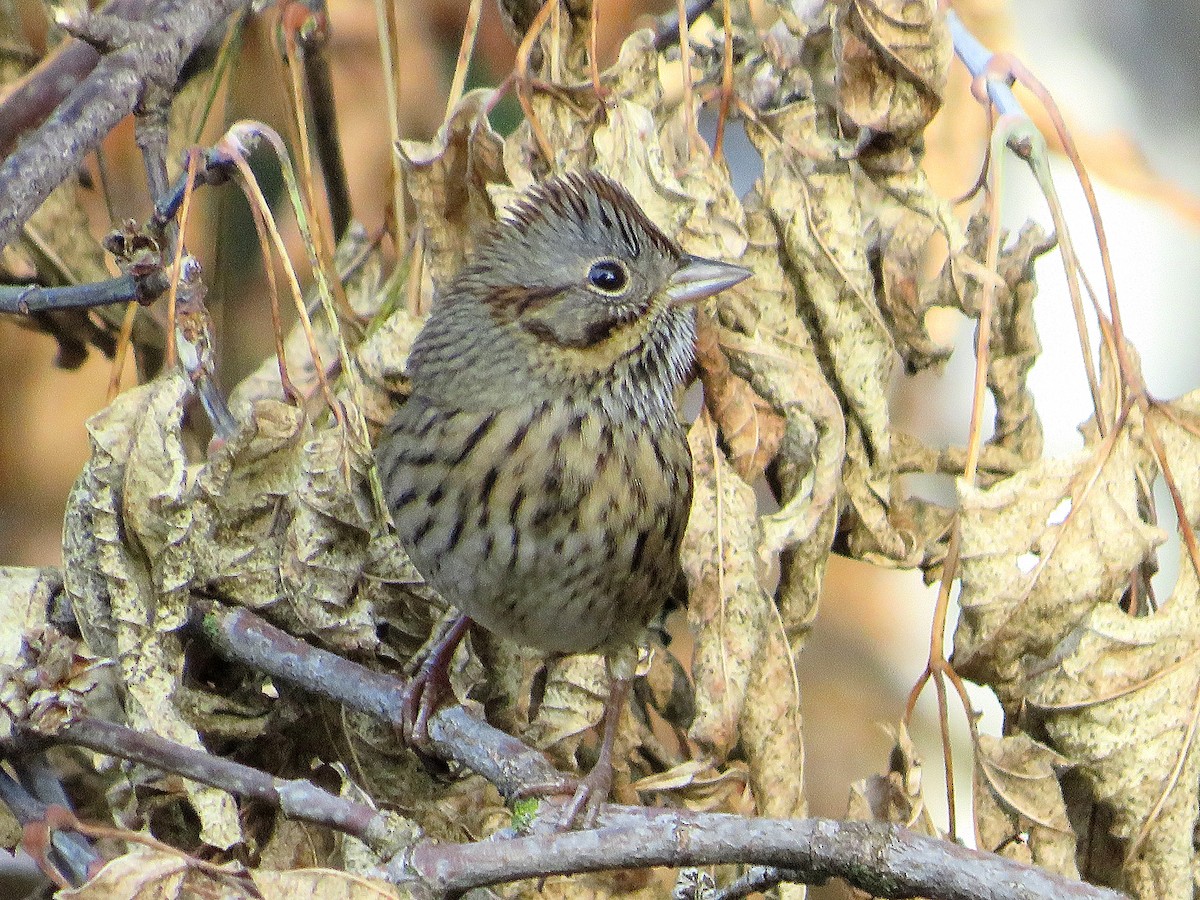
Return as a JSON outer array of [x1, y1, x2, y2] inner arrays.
[[0, 0, 250, 251]]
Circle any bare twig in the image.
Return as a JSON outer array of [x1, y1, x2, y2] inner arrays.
[[0, 757, 99, 887], [0, 273, 168, 314], [39, 717, 394, 848], [0, 0, 251, 251]]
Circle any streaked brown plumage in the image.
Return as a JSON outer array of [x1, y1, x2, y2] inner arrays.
[[376, 170, 749, 822]]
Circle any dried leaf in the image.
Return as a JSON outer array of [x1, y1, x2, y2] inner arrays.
[[61, 847, 409, 899], [682, 415, 769, 760], [0, 568, 62, 743], [280, 414, 378, 651], [194, 399, 307, 609], [834, 0, 952, 147], [714, 197, 843, 571], [952, 425, 1164, 712], [1015, 394, 1200, 897], [747, 103, 921, 566], [63, 372, 241, 849], [740, 595, 806, 821], [974, 734, 1078, 878], [695, 312, 785, 479], [847, 723, 939, 835], [522, 653, 607, 770], [864, 167, 957, 372], [930, 217, 1056, 467], [397, 90, 506, 289]]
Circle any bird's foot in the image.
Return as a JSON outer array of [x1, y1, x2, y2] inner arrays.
[[533, 671, 633, 830], [399, 614, 471, 747], [555, 755, 614, 830]]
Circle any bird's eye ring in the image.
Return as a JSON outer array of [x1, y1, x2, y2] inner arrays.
[[587, 259, 629, 294]]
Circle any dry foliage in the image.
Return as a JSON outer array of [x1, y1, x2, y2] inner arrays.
[[0, 1, 1196, 898]]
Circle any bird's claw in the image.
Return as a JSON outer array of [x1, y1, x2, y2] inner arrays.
[[555, 758, 613, 830], [398, 615, 471, 748], [398, 658, 452, 748]]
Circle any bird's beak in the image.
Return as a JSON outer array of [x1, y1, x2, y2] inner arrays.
[[665, 254, 752, 306]]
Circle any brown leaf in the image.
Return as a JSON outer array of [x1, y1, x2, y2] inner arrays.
[[1015, 393, 1200, 897], [194, 399, 307, 612], [279, 414, 378, 652], [847, 723, 939, 835], [397, 90, 506, 291], [695, 311, 785, 480], [61, 847, 409, 899], [63, 372, 241, 849], [682, 415, 771, 762], [974, 734, 1078, 878], [834, 0, 952, 147], [952, 424, 1164, 712]]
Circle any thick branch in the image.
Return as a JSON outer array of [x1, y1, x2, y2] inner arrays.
[[403, 811, 1128, 900], [0, 0, 250, 251], [192, 601, 576, 799]]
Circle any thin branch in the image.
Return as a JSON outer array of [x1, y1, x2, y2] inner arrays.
[[0, 758, 100, 887], [0, 0, 153, 157], [0, 0, 251, 251], [0, 273, 168, 314], [38, 717, 393, 849]]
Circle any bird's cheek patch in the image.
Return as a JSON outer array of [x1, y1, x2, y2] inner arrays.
[[521, 294, 643, 348]]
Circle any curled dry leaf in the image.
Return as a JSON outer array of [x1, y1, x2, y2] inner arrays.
[[1013, 393, 1200, 898], [280, 413, 378, 652], [834, 0, 952, 150], [193, 399, 307, 612], [62, 372, 241, 849], [931, 217, 1056, 468], [847, 723, 939, 837], [522, 652, 608, 772], [748, 104, 891, 463], [396, 89, 506, 290], [716, 197, 843, 575], [681, 412, 805, 822], [0, 625, 107, 737], [59, 846, 408, 899], [952, 424, 1165, 713], [746, 103, 927, 567], [682, 414, 770, 761], [864, 167, 958, 373], [695, 310, 785, 480], [974, 734, 1078, 878]]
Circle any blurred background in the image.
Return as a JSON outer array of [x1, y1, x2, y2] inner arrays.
[[1, 0, 1199, 891]]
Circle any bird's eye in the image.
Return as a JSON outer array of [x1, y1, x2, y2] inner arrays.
[[587, 259, 628, 294]]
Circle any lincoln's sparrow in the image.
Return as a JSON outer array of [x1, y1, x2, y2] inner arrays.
[[376, 170, 749, 822]]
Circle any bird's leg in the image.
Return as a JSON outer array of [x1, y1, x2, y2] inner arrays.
[[401, 613, 472, 746], [556, 649, 636, 830]]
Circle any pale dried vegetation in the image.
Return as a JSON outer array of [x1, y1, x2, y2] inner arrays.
[[0, 1, 1198, 898]]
